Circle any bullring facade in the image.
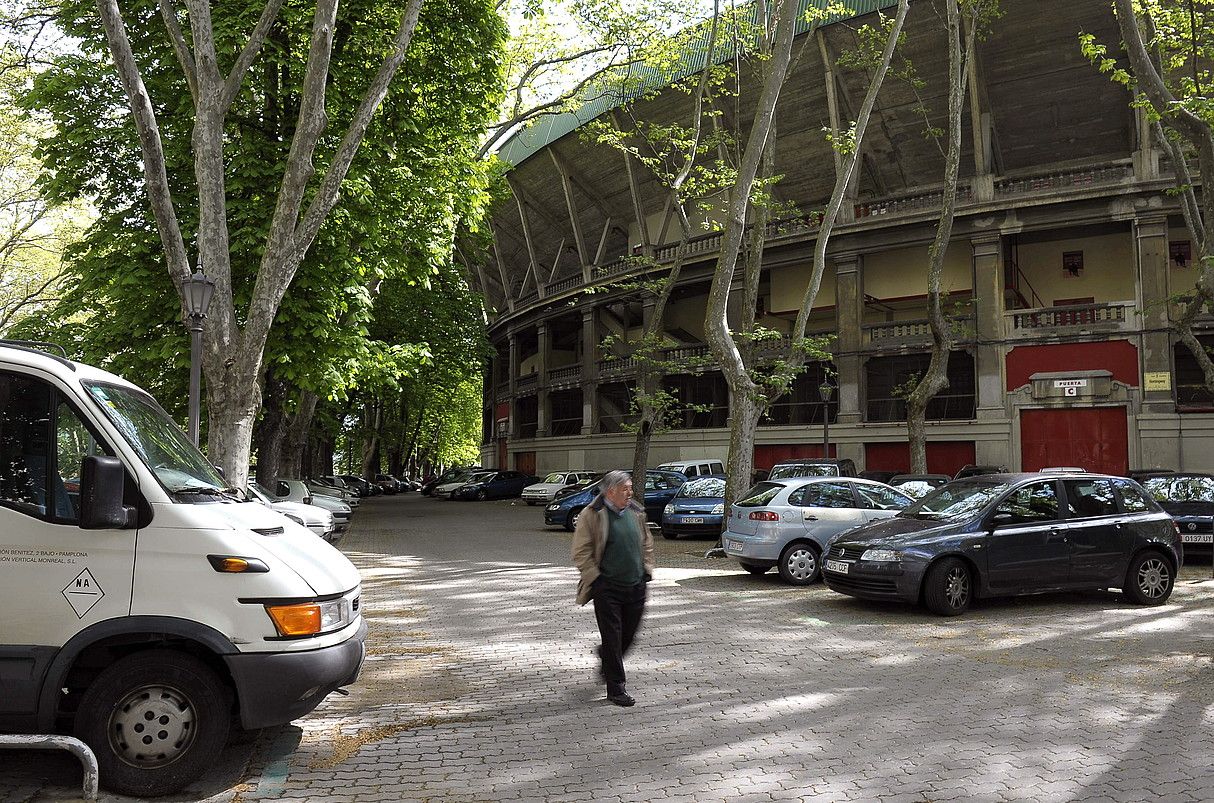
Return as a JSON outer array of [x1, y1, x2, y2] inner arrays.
[[473, 0, 1211, 478]]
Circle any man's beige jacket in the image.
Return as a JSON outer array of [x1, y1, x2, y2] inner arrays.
[[570, 494, 655, 605]]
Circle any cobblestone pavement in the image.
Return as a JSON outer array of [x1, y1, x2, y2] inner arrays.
[[6, 494, 1214, 802]]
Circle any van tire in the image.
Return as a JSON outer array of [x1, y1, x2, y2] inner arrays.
[[75, 649, 231, 797]]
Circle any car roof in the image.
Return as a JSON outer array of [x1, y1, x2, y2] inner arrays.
[[891, 473, 950, 482]]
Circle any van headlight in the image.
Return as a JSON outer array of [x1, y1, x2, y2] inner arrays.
[[265, 598, 351, 637], [860, 548, 902, 562]]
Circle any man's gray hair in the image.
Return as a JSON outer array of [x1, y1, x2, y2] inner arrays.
[[601, 469, 631, 493]]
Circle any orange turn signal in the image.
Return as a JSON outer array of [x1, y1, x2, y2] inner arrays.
[[266, 603, 322, 636], [207, 555, 269, 573]]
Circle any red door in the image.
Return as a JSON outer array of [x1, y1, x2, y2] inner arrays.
[[514, 450, 536, 476], [864, 442, 977, 477], [1019, 408, 1128, 475]]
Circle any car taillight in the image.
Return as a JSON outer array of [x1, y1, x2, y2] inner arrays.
[[749, 511, 779, 521]]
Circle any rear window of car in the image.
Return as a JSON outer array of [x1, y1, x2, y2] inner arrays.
[[678, 477, 726, 498], [736, 482, 784, 506], [1142, 475, 1214, 502], [1112, 479, 1154, 513], [769, 463, 839, 480]]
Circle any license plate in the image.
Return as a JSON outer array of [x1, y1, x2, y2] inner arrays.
[[1183, 533, 1213, 543], [684, 517, 704, 524], [824, 559, 849, 574], [725, 539, 743, 553]]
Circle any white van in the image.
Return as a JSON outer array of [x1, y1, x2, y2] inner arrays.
[[656, 459, 725, 477], [0, 342, 366, 797]]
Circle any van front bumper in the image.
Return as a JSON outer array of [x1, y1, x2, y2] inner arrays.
[[224, 619, 368, 729]]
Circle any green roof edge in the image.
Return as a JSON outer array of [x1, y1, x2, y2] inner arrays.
[[496, 0, 900, 169]]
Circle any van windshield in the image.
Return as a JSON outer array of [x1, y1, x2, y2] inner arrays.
[[83, 382, 229, 495]]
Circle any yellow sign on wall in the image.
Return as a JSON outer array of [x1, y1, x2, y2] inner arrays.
[[1144, 371, 1172, 391]]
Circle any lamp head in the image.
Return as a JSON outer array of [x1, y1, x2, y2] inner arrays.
[[183, 268, 215, 318]]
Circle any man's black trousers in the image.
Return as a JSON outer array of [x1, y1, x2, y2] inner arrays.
[[592, 578, 647, 692]]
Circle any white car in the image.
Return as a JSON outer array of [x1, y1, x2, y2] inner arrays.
[[434, 470, 492, 498], [308, 478, 359, 508], [521, 471, 599, 505], [723, 477, 914, 585], [271, 478, 353, 533], [249, 481, 336, 541]]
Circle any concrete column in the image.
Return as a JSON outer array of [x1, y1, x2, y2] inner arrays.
[[581, 307, 599, 434], [507, 331, 519, 438], [972, 235, 1006, 418], [1135, 215, 1172, 413], [834, 253, 863, 426], [536, 322, 550, 437]]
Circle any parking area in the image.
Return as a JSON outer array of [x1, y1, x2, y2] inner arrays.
[[5, 493, 1214, 802]]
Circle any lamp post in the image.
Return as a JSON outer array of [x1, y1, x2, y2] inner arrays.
[[818, 377, 834, 457], [182, 268, 215, 446]]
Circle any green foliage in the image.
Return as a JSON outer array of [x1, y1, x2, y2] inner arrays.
[[22, 0, 505, 435]]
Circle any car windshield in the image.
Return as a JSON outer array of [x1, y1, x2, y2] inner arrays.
[[736, 482, 784, 506], [84, 381, 229, 495], [1143, 475, 1214, 502], [899, 480, 1010, 520], [893, 480, 938, 499], [769, 464, 838, 479], [677, 477, 726, 498], [466, 472, 495, 483], [543, 472, 567, 484]]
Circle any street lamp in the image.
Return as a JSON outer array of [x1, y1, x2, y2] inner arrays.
[[183, 267, 215, 446], [818, 376, 834, 457]]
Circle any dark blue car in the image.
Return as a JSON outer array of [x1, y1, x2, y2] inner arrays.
[[544, 469, 687, 531], [451, 470, 536, 500], [661, 474, 726, 540]]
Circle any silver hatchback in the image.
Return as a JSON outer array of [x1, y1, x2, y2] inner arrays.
[[723, 477, 914, 584]]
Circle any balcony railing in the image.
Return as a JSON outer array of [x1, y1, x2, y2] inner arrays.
[[516, 373, 538, 392], [994, 163, 1133, 197], [1007, 301, 1135, 333], [863, 316, 976, 345], [547, 275, 582, 295], [547, 364, 581, 385], [855, 186, 974, 219]]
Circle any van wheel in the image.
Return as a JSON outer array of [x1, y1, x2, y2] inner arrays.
[[777, 542, 820, 585], [75, 649, 231, 797], [565, 507, 584, 532], [923, 558, 972, 616], [1122, 551, 1173, 605]]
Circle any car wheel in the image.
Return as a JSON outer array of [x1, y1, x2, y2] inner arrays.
[[1122, 551, 1174, 605], [526, 500, 537, 506], [923, 557, 972, 616], [741, 563, 769, 576], [476, 488, 487, 501], [777, 542, 820, 585], [75, 649, 231, 797], [662, 529, 678, 540], [565, 507, 584, 532]]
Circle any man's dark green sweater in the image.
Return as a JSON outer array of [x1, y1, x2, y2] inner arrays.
[[598, 505, 644, 586]]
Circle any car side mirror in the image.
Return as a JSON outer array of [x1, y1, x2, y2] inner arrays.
[[80, 455, 135, 529], [990, 511, 1015, 528], [213, 464, 226, 480]]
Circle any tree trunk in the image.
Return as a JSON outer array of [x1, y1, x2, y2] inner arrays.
[[905, 0, 970, 472], [254, 375, 288, 485], [278, 390, 319, 478]]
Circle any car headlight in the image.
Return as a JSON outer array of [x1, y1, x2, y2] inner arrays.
[[710, 503, 724, 515], [860, 548, 902, 562], [663, 504, 674, 516], [547, 503, 560, 511]]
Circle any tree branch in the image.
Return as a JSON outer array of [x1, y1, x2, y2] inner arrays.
[[222, 0, 288, 110], [156, 0, 198, 100]]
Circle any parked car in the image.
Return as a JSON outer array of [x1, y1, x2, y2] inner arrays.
[[889, 473, 952, 499], [859, 470, 900, 484], [307, 478, 360, 508], [1139, 472, 1214, 558], [661, 474, 726, 540], [656, 459, 725, 477], [248, 481, 337, 541], [434, 469, 490, 498], [767, 458, 858, 480], [421, 466, 481, 496], [544, 469, 687, 531], [954, 464, 1007, 479], [723, 477, 914, 584], [823, 473, 1183, 616], [451, 470, 536, 500], [320, 474, 372, 497], [341, 474, 380, 496], [373, 474, 401, 494], [270, 478, 353, 533], [522, 471, 600, 505]]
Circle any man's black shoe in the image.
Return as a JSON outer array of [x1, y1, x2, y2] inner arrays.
[[607, 691, 635, 707]]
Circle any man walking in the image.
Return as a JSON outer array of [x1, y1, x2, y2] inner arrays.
[[571, 470, 654, 707]]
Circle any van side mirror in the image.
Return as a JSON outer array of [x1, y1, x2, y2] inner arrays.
[[80, 455, 135, 529]]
